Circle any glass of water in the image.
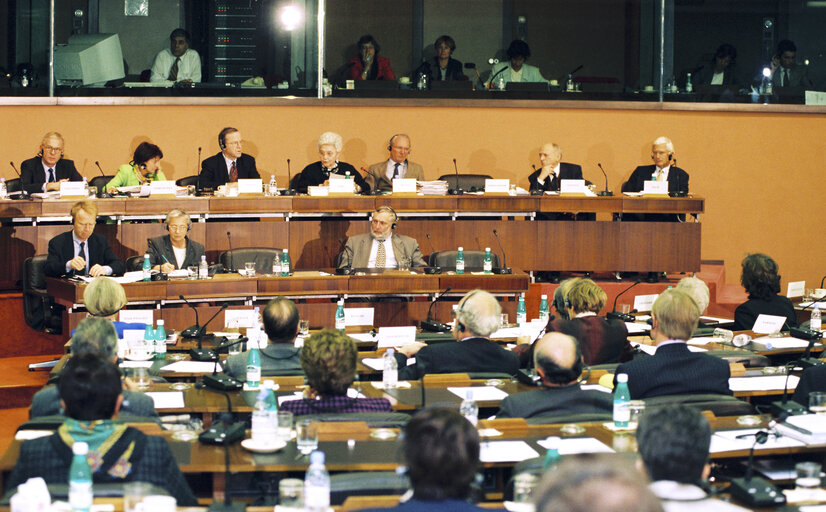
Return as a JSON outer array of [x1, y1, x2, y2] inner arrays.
[[296, 419, 318, 454], [244, 261, 256, 277], [809, 392, 826, 414], [277, 410, 294, 442]]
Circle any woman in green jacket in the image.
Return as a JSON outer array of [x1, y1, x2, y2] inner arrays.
[[105, 142, 167, 192]]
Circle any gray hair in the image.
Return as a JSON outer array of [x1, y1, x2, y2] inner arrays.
[[675, 277, 709, 314], [71, 317, 118, 361], [317, 132, 343, 153], [652, 136, 674, 153], [164, 208, 192, 229], [454, 289, 502, 337], [83, 277, 127, 317]]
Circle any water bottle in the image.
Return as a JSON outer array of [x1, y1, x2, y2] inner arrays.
[[280, 249, 291, 276], [539, 294, 549, 322], [267, 175, 278, 196], [497, 74, 506, 91], [154, 320, 166, 360], [0, 178, 7, 199], [516, 294, 527, 326], [383, 348, 398, 389], [483, 247, 493, 274], [198, 255, 208, 279], [251, 382, 277, 444], [246, 336, 261, 389], [142, 253, 151, 281], [812, 305, 822, 332], [543, 436, 562, 470], [566, 74, 574, 92], [460, 389, 478, 427], [304, 451, 331, 512], [143, 323, 155, 356], [613, 373, 631, 428], [685, 72, 693, 93], [455, 246, 465, 274], [69, 442, 93, 512], [82, 177, 90, 197], [335, 299, 345, 331], [272, 255, 282, 276]]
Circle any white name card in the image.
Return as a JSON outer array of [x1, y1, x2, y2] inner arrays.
[[392, 178, 417, 194], [344, 307, 374, 326], [805, 90, 826, 105], [633, 294, 659, 312], [752, 314, 786, 334], [643, 180, 668, 195], [377, 326, 417, 348], [237, 178, 263, 194], [224, 309, 258, 328], [149, 180, 177, 196], [560, 179, 588, 194], [308, 186, 329, 196], [485, 179, 510, 193], [786, 280, 805, 298], [119, 309, 154, 325], [123, 329, 147, 347], [329, 178, 355, 194], [59, 181, 87, 197]]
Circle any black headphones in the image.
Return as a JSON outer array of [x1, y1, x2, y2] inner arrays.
[[218, 127, 236, 150], [37, 147, 64, 158], [164, 209, 192, 232], [387, 135, 396, 151], [375, 205, 398, 230], [454, 289, 480, 333]]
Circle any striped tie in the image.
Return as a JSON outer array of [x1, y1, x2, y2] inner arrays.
[[168, 57, 180, 81], [229, 161, 238, 182], [376, 240, 386, 268]]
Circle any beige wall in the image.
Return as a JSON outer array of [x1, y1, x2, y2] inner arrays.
[[1, 100, 824, 291]]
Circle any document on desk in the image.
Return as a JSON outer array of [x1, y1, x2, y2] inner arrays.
[[710, 429, 805, 454], [159, 361, 222, 372], [111, 271, 146, 284], [479, 440, 540, 463], [728, 375, 799, 392], [750, 336, 817, 350], [686, 336, 725, 346], [538, 437, 614, 454], [362, 357, 415, 371], [448, 386, 509, 401], [145, 391, 185, 409], [625, 322, 651, 334]]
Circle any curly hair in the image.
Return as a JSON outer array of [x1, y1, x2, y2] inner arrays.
[[740, 253, 781, 300], [300, 329, 356, 396]]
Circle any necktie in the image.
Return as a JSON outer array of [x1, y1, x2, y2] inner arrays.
[[168, 57, 180, 81], [392, 163, 400, 179], [48, 168, 55, 182], [229, 161, 238, 182], [79, 241, 87, 275], [376, 240, 386, 268], [784, 69, 790, 87]]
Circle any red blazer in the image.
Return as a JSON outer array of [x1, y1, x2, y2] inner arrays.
[[347, 55, 396, 81]]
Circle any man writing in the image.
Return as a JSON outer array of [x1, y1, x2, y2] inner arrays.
[[338, 206, 426, 269], [365, 134, 424, 193], [150, 28, 201, 84], [20, 132, 83, 194], [199, 127, 259, 188]]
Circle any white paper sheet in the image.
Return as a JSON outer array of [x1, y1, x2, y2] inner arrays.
[[159, 361, 221, 372], [349, 332, 378, 342], [625, 322, 651, 334], [710, 429, 805, 454], [752, 314, 786, 334], [686, 337, 723, 345], [750, 336, 817, 349], [447, 386, 509, 401], [728, 375, 799, 392], [581, 384, 611, 393], [479, 440, 540, 463], [377, 326, 417, 348], [634, 343, 706, 356], [119, 361, 153, 368], [145, 391, 185, 409], [537, 437, 614, 454]]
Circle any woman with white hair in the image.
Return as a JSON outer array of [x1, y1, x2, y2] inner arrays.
[[292, 132, 370, 194]]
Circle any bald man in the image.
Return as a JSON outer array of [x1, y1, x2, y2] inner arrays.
[[528, 143, 583, 193], [496, 333, 612, 419]]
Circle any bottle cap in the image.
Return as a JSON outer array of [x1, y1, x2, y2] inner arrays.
[[541, 294, 547, 300], [72, 442, 89, 455], [458, 246, 463, 251], [544, 436, 560, 449], [617, 373, 628, 383], [157, 319, 164, 325], [283, 249, 289, 254], [310, 451, 325, 464], [485, 247, 490, 252], [386, 348, 395, 355], [263, 379, 274, 390], [465, 389, 473, 400]]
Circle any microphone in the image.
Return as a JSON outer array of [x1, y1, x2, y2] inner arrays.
[[568, 64, 584, 76], [190, 302, 230, 361], [9, 162, 20, 178], [195, 147, 202, 195], [596, 163, 613, 196], [821, 275, 826, 288], [335, 238, 355, 275], [606, 280, 642, 322], [197, 390, 245, 445], [449, 158, 463, 195], [226, 231, 234, 273], [728, 422, 787, 507], [423, 233, 441, 274], [282, 158, 295, 196], [529, 164, 544, 195], [8, 162, 29, 199], [421, 286, 453, 332], [487, 65, 509, 89], [179, 294, 202, 338], [94, 161, 105, 176], [201, 337, 245, 392], [491, 229, 512, 274], [769, 362, 808, 417]]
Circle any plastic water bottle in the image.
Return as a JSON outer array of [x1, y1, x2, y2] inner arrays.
[[272, 256, 282, 276], [143, 324, 155, 356], [304, 451, 331, 512], [517, 293, 527, 326], [543, 436, 562, 470], [142, 253, 151, 281], [812, 305, 822, 332], [198, 255, 208, 279], [69, 442, 92, 512], [335, 299, 345, 331], [267, 175, 278, 196], [460, 389, 478, 427], [539, 294, 550, 322], [483, 247, 493, 274], [383, 348, 398, 389], [456, 246, 465, 274], [82, 177, 90, 197], [154, 320, 166, 360], [613, 373, 631, 428], [246, 336, 261, 389], [280, 249, 291, 276], [566, 74, 574, 92], [685, 72, 693, 93], [0, 178, 7, 199], [497, 74, 506, 91], [251, 382, 277, 444]]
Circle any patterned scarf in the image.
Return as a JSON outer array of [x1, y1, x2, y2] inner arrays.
[[58, 419, 136, 478]]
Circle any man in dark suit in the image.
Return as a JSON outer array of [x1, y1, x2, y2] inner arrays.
[[198, 127, 260, 188], [614, 288, 731, 399], [770, 40, 813, 90], [622, 136, 689, 195], [528, 143, 583, 193], [20, 131, 83, 194], [497, 333, 612, 419], [44, 200, 125, 278], [395, 289, 520, 380]]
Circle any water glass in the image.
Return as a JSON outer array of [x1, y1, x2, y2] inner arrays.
[[732, 334, 752, 348], [500, 314, 509, 329], [296, 419, 319, 454], [277, 410, 294, 442], [619, 304, 631, 315], [244, 261, 256, 277], [809, 392, 826, 414], [124, 482, 153, 512], [712, 328, 734, 343], [627, 400, 646, 430], [795, 461, 822, 491], [397, 257, 410, 271], [513, 472, 539, 503], [186, 266, 197, 279], [279, 478, 304, 508], [298, 319, 310, 336], [127, 367, 151, 390]]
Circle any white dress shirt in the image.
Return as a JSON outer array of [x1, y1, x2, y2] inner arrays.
[[385, 160, 408, 181], [535, 163, 561, 186], [367, 234, 398, 268], [652, 165, 670, 182], [150, 48, 202, 83]]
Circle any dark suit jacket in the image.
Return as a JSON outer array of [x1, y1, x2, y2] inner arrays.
[[20, 157, 83, 194], [30, 385, 158, 419], [45, 231, 125, 277], [793, 365, 826, 406], [396, 337, 520, 381], [622, 164, 689, 194], [733, 294, 798, 331], [528, 162, 583, 192], [614, 342, 731, 399], [199, 152, 259, 187], [415, 57, 465, 81], [496, 383, 613, 419], [359, 498, 495, 512], [546, 315, 633, 366], [292, 161, 370, 194], [147, 235, 205, 270], [772, 65, 813, 89], [223, 343, 303, 381]]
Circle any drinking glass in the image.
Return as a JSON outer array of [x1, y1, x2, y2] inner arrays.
[[809, 392, 826, 414], [298, 319, 310, 337], [296, 419, 319, 454], [277, 410, 294, 442], [279, 478, 304, 508], [795, 462, 822, 491], [244, 261, 256, 277]]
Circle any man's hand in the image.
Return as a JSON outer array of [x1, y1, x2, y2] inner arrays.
[[159, 262, 175, 274], [46, 179, 69, 192], [88, 264, 106, 277], [69, 256, 86, 271], [398, 342, 426, 358]]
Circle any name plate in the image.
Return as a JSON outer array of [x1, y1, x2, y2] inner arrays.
[[59, 181, 87, 197], [224, 309, 258, 328], [377, 326, 417, 348], [237, 178, 263, 194], [329, 177, 355, 194], [786, 280, 805, 298], [344, 307, 374, 326], [119, 309, 154, 325], [643, 180, 668, 195], [633, 294, 659, 312], [149, 180, 177, 196], [752, 314, 786, 334], [485, 179, 510, 193], [559, 179, 587, 194], [308, 186, 329, 196], [392, 178, 417, 194]]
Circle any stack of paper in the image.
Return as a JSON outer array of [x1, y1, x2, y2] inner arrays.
[[418, 180, 449, 195]]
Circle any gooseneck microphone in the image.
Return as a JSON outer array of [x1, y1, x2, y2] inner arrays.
[[596, 163, 613, 196], [202, 337, 245, 392], [728, 416, 787, 507], [282, 158, 295, 196], [606, 279, 641, 322], [226, 231, 234, 273], [421, 286, 453, 332], [492, 229, 512, 274], [530, 164, 544, 195], [487, 65, 509, 89], [8, 162, 29, 199], [94, 161, 105, 176], [190, 302, 230, 361], [423, 233, 441, 274], [9, 162, 20, 178], [450, 158, 463, 195], [179, 294, 201, 338]]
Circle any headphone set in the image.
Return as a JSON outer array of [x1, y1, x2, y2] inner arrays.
[[37, 147, 64, 158], [387, 134, 410, 154], [164, 209, 192, 232], [375, 205, 398, 230], [453, 289, 481, 333], [218, 127, 237, 150]]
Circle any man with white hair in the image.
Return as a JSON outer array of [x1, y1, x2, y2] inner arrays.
[[365, 134, 424, 192], [394, 289, 520, 380], [293, 131, 369, 193], [338, 206, 426, 269], [622, 136, 689, 195], [20, 131, 83, 194], [528, 143, 583, 193]]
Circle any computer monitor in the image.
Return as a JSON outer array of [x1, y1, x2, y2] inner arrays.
[[54, 33, 125, 86]]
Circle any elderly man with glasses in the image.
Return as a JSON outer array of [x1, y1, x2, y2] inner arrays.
[[20, 131, 83, 194]]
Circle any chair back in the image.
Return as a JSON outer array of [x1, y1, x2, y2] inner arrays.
[[175, 175, 199, 187], [5, 178, 21, 193], [525, 412, 613, 425], [22, 255, 50, 331], [642, 394, 754, 416], [331, 472, 410, 506], [219, 247, 282, 275], [428, 250, 499, 270], [126, 255, 144, 272], [89, 175, 113, 195], [437, 173, 492, 192]]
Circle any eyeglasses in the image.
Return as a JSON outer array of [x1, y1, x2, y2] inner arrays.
[[42, 146, 62, 153], [168, 225, 189, 231]]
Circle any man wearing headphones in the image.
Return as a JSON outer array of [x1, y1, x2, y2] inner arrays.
[[147, 208, 205, 273], [365, 134, 424, 193], [20, 131, 83, 194], [621, 136, 689, 195], [394, 289, 520, 380], [150, 28, 201, 84], [338, 206, 427, 269], [496, 333, 612, 419], [199, 127, 260, 188], [45, 200, 125, 278]]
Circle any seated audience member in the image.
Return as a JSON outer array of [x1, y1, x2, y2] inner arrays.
[[9, 354, 196, 504], [224, 298, 303, 380], [514, 277, 580, 365], [770, 39, 813, 89], [533, 454, 663, 512], [105, 142, 167, 193], [733, 253, 798, 331], [150, 28, 201, 84], [45, 200, 125, 278], [20, 131, 82, 194], [292, 132, 369, 193], [31, 317, 157, 419], [147, 208, 206, 272], [637, 404, 750, 511], [346, 34, 395, 81], [414, 35, 465, 82], [338, 206, 426, 269], [82, 277, 145, 338], [675, 276, 713, 334], [694, 43, 739, 87], [280, 329, 391, 415], [395, 289, 520, 380], [199, 127, 260, 188], [528, 143, 583, 193], [365, 134, 424, 192], [793, 365, 826, 407], [614, 289, 731, 399], [497, 333, 612, 419], [358, 408, 488, 512], [487, 40, 546, 88]]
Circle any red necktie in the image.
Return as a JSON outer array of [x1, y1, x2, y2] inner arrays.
[[168, 57, 180, 81], [229, 161, 238, 182]]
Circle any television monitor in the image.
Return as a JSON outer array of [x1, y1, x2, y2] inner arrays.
[[54, 33, 125, 86]]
